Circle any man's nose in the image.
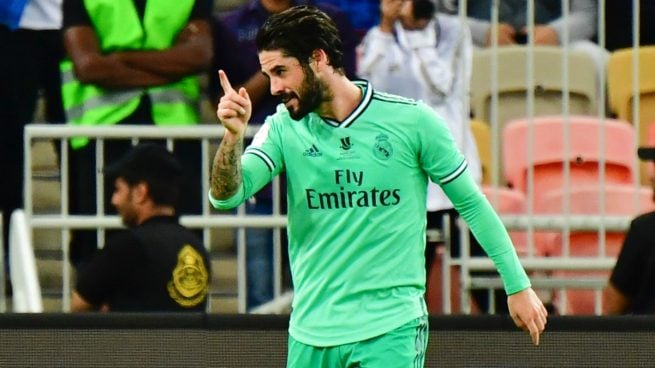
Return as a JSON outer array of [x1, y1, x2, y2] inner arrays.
[[269, 78, 283, 95]]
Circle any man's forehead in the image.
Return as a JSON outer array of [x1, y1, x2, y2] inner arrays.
[[259, 50, 300, 70], [259, 49, 290, 63]]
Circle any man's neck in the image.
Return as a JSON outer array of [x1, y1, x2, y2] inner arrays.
[[136, 205, 175, 225], [317, 73, 363, 122]]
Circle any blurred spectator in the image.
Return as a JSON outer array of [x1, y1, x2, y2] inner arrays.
[[210, 0, 357, 310], [464, 0, 596, 47], [71, 143, 210, 312], [317, 0, 380, 41], [464, 0, 608, 77], [358, 0, 507, 314], [603, 146, 655, 315], [0, 0, 65, 279], [61, 0, 213, 270], [604, 0, 655, 52]]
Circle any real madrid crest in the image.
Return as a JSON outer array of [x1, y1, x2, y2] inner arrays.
[[167, 244, 209, 307], [373, 133, 393, 160]]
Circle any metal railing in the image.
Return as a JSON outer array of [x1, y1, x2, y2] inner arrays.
[[24, 124, 286, 313]]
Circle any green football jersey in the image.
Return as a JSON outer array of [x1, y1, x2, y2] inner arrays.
[[209, 81, 529, 347]]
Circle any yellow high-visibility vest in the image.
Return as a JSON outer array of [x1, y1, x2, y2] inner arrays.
[[61, 0, 200, 148]]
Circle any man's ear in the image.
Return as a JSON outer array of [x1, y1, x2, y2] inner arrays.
[[132, 181, 149, 204], [311, 49, 328, 69]]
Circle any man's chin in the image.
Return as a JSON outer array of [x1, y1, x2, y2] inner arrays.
[[286, 104, 307, 121]]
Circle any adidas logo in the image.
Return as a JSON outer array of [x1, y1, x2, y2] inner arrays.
[[303, 144, 322, 157]]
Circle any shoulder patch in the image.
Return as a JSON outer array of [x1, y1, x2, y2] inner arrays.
[[167, 244, 209, 307]]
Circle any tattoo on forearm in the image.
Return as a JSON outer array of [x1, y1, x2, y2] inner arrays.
[[210, 138, 243, 199]]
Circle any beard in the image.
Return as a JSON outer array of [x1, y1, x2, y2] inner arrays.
[[118, 192, 139, 228], [280, 64, 327, 121]]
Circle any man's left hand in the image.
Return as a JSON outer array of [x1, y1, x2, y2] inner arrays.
[[508, 287, 548, 345]]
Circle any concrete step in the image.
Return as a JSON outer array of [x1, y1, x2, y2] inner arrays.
[[32, 178, 61, 213], [30, 140, 59, 172], [211, 256, 238, 294], [208, 227, 235, 253], [42, 295, 63, 312], [209, 295, 238, 313], [36, 258, 66, 291], [32, 228, 62, 253]]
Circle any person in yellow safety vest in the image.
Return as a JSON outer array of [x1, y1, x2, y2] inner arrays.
[[61, 0, 213, 270]]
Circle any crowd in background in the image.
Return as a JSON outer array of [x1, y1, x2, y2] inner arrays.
[[2, 0, 655, 314]]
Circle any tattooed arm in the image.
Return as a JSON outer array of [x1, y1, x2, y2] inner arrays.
[[210, 133, 245, 199], [210, 70, 252, 199]]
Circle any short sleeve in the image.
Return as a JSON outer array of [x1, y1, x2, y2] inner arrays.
[[610, 217, 648, 297], [416, 102, 467, 186], [75, 232, 144, 307], [62, 0, 92, 29]]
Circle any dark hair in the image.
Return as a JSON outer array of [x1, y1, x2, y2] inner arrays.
[[256, 5, 344, 72], [413, 0, 437, 20], [104, 143, 184, 207]]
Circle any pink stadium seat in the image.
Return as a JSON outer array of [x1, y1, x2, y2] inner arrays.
[[503, 116, 636, 212], [540, 184, 655, 314], [648, 121, 655, 145]]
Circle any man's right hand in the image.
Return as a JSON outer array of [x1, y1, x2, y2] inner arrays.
[[216, 69, 252, 138], [486, 23, 517, 46], [379, 0, 404, 33]]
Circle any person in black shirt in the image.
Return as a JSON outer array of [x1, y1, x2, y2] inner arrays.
[[604, 146, 655, 314], [61, 0, 213, 271], [71, 143, 211, 312]]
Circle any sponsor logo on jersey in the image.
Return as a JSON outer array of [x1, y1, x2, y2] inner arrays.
[[305, 169, 401, 209], [167, 244, 209, 307], [303, 144, 322, 157]]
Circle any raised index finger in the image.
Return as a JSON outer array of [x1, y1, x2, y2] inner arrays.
[[218, 69, 234, 93]]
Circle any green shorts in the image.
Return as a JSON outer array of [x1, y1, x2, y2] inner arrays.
[[286, 315, 429, 368]]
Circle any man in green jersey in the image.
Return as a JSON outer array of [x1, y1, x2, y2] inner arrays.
[[209, 5, 547, 367]]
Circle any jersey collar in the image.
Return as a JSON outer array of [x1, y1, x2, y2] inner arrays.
[[320, 80, 373, 128]]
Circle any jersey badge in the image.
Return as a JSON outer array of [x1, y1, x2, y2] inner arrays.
[[338, 136, 360, 160], [167, 244, 209, 307], [340, 137, 353, 150], [373, 133, 393, 160]]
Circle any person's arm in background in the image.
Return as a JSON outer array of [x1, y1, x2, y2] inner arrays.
[[602, 217, 646, 315], [356, 0, 403, 80], [62, 0, 212, 89], [71, 290, 109, 312], [115, 19, 213, 79], [63, 25, 173, 88], [402, 15, 459, 99], [544, 0, 596, 44], [466, 15, 516, 47], [603, 283, 630, 314]]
